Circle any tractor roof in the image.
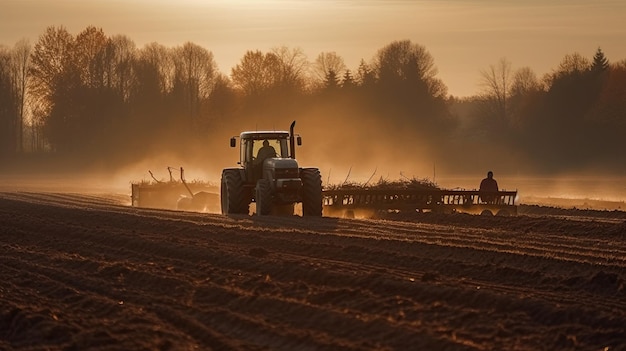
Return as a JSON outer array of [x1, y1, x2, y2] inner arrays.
[[240, 131, 289, 140]]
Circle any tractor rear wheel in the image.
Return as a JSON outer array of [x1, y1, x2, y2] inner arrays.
[[221, 169, 248, 215], [301, 168, 322, 217], [255, 179, 272, 215]]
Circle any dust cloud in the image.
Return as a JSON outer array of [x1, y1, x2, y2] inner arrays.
[[2, 107, 625, 211]]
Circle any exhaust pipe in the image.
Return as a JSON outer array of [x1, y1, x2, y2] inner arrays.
[[289, 120, 296, 159]]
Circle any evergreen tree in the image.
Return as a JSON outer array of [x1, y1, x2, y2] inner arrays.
[[323, 69, 340, 90], [591, 47, 609, 72], [341, 69, 355, 89], [356, 59, 375, 87]]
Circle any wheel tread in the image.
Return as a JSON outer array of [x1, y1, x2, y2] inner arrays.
[[221, 169, 249, 214], [301, 168, 322, 217]]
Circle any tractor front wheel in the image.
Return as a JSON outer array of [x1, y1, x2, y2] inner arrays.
[[221, 169, 248, 215], [256, 179, 272, 215]]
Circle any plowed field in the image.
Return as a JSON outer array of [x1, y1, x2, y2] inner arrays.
[[1, 192, 625, 350]]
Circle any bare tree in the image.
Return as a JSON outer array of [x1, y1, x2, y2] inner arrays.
[[374, 40, 447, 98], [29, 26, 75, 151], [510, 66, 541, 96], [271, 46, 309, 92], [506, 66, 543, 130], [231, 50, 276, 96], [0, 46, 16, 155], [312, 51, 346, 86], [480, 57, 512, 124], [172, 42, 218, 129], [173, 42, 218, 99], [10, 40, 31, 153], [74, 26, 108, 89], [138, 42, 174, 94], [554, 52, 590, 79], [108, 35, 136, 101], [29, 26, 74, 115], [205, 73, 236, 128], [28, 106, 47, 152]]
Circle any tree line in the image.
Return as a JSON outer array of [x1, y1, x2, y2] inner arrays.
[[466, 50, 626, 173], [1, 25, 625, 174]]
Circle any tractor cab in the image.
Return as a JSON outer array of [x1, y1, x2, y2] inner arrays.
[[230, 124, 302, 185], [235, 132, 290, 181], [237, 132, 288, 164]]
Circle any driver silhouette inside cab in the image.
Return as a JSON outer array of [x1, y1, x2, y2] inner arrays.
[[256, 139, 277, 165], [254, 140, 277, 179]]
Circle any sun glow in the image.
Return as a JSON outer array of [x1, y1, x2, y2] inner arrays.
[[2, 0, 625, 96]]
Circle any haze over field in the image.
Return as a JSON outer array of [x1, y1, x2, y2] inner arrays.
[[2, 0, 626, 97], [1, 0, 625, 205]]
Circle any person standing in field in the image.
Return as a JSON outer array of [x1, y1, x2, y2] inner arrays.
[[479, 171, 499, 203]]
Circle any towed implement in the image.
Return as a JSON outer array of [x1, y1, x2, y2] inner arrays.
[[131, 167, 219, 212], [322, 182, 517, 217]]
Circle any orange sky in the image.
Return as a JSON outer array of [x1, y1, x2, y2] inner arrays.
[[2, 0, 625, 97]]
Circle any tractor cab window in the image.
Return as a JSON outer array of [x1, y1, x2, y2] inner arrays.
[[242, 137, 289, 165], [252, 139, 286, 163]]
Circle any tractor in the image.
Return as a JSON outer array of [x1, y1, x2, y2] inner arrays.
[[220, 121, 322, 216]]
